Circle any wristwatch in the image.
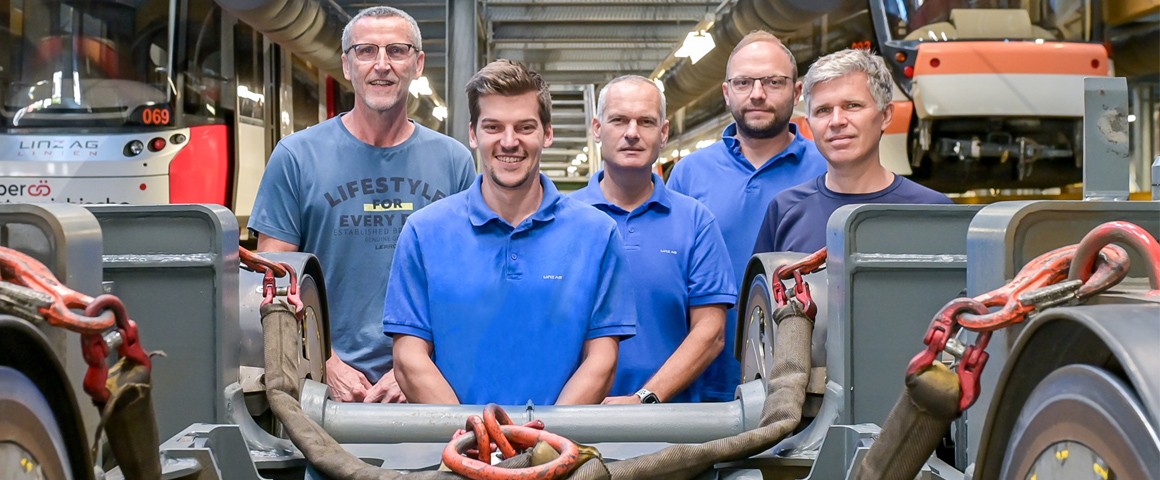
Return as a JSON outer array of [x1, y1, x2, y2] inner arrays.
[[635, 388, 660, 404]]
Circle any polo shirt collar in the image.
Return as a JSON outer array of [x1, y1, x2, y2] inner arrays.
[[468, 173, 562, 228], [721, 122, 806, 173], [581, 170, 671, 214]]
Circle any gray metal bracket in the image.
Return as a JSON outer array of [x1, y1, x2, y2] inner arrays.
[[109, 424, 269, 480], [0, 203, 104, 441], [820, 203, 982, 468], [85, 204, 241, 440]]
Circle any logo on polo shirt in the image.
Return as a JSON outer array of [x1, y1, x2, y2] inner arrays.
[[542, 274, 564, 280], [660, 249, 678, 255]]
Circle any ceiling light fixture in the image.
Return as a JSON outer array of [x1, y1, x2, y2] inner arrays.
[[410, 76, 433, 97], [675, 30, 715, 64]]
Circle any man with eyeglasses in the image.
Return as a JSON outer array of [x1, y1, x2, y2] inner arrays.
[[249, 6, 475, 404], [752, 49, 950, 254], [666, 30, 827, 402]]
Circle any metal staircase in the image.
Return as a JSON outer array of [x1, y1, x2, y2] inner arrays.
[[543, 84, 599, 192]]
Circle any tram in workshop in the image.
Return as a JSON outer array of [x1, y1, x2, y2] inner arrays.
[[0, 0, 344, 226]]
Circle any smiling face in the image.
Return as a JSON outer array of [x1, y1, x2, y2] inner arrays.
[[595, 80, 669, 172], [341, 16, 424, 115], [470, 91, 554, 192], [806, 72, 893, 169], [723, 41, 800, 140]]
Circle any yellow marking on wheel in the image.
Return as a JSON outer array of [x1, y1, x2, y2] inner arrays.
[[1094, 463, 1110, 479], [1055, 449, 1069, 461]]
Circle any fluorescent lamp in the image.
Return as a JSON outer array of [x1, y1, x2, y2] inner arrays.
[[410, 76, 433, 97], [674, 31, 715, 64]]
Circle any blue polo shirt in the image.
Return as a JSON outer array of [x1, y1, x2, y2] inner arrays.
[[666, 122, 827, 401], [572, 172, 737, 402], [383, 174, 637, 405]]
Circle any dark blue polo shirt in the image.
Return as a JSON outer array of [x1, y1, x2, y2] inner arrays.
[[753, 174, 954, 253]]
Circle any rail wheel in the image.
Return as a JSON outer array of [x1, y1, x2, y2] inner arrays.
[[1000, 364, 1159, 479], [297, 272, 326, 384], [0, 367, 72, 480], [740, 268, 776, 383]]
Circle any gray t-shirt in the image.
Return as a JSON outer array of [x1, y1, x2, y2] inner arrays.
[[249, 115, 475, 382]]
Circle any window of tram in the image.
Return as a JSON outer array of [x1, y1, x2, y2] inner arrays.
[[234, 21, 264, 121], [179, 1, 224, 123], [886, 0, 1086, 42], [1036, 0, 1090, 41], [0, 2, 11, 112], [290, 57, 319, 132], [1, 0, 174, 128]]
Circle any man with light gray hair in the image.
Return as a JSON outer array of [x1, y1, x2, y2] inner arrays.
[[572, 75, 736, 403], [753, 49, 951, 254]]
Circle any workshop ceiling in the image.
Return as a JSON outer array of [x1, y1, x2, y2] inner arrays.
[[332, 0, 720, 97]]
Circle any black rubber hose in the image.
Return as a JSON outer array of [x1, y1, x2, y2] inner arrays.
[[572, 300, 815, 480]]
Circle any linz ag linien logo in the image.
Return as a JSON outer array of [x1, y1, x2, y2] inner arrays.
[[0, 180, 51, 197], [17, 139, 101, 157]]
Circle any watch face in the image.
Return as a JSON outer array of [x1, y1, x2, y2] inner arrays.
[[636, 389, 659, 403]]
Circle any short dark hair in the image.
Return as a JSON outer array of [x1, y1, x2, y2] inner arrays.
[[727, 30, 798, 80], [466, 59, 552, 127]]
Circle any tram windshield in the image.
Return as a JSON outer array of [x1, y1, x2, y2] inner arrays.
[[881, 0, 1092, 42], [0, 0, 174, 128]]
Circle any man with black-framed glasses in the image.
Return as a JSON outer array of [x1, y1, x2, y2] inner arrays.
[[666, 30, 827, 402], [249, 6, 475, 405]]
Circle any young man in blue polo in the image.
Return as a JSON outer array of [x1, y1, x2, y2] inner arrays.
[[753, 49, 951, 254], [573, 76, 737, 404], [382, 60, 637, 405], [666, 31, 827, 401]]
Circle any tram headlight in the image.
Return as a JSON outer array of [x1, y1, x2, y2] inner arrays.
[[148, 137, 167, 152], [125, 140, 145, 157]]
